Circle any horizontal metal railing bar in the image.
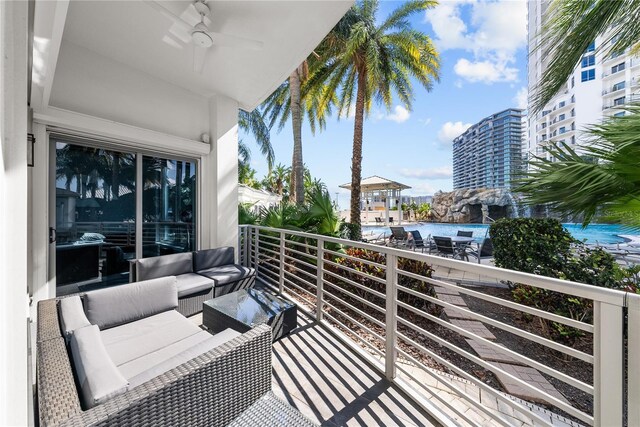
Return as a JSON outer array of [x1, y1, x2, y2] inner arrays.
[[323, 303, 386, 343], [281, 259, 317, 281], [323, 292, 386, 329], [323, 258, 387, 285], [322, 269, 387, 300], [322, 279, 386, 315], [282, 253, 317, 272], [283, 245, 317, 261], [257, 238, 280, 250], [397, 285, 594, 364], [322, 311, 386, 358], [398, 269, 593, 333], [395, 347, 556, 427], [257, 246, 280, 258], [257, 267, 279, 284], [257, 234, 281, 244], [396, 328, 592, 425], [282, 275, 317, 300], [395, 351, 521, 427], [283, 238, 317, 251], [323, 247, 387, 270], [283, 269, 317, 291], [257, 270, 278, 288], [247, 225, 628, 306], [396, 297, 593, 393]]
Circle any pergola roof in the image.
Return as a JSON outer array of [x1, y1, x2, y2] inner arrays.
[[339, 175, 411, 191]]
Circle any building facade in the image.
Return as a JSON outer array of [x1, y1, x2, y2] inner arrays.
[[527, 0, 640, 162], [452, 108, 525, 190]]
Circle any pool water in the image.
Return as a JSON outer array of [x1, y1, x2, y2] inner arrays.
[[363, 223, 638, 245]]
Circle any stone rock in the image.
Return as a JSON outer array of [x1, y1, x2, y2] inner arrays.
[[430, 188, 518, 224]]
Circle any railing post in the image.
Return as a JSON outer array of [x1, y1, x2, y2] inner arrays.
[[385, 253, 397, 380], [278, 231, 285, 294], [628, 294, 640, 427], [316, 237, 324, 321], [253, 228, 259, 272], [593, 301, 623, 427]]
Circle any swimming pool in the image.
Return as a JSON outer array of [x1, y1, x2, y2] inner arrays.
[[363, 222, 638, 245]]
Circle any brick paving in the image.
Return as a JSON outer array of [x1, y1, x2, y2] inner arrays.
[[492, 363, 570, 406], [450, 319, 497, 340], [465, 339, 522, 364]]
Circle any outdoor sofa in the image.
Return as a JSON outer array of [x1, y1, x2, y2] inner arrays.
[[36, 276, 316, 426], [129, 247, 256, 317]]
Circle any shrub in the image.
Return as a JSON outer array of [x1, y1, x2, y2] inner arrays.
[[490, 218, 621, 342], [330, 248, 438, 314]]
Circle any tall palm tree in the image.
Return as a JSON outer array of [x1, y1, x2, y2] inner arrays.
[[262, 59, 333, 206], [238, 109, 274, 171], [313, 0, 439, 238]]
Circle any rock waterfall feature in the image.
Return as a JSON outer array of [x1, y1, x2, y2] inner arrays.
[[430, 189, 518, 224]]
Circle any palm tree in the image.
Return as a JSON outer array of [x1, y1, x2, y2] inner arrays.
[[263, 164, 291, 198], [262, 59, 333, 206], [518, 108, 640, 226], [238, 109, 274, 171], [313, 0, 439, 239], [532, 1, 640, 112]]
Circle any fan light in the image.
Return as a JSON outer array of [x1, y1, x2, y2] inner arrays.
[[192, 28, 213, 48]]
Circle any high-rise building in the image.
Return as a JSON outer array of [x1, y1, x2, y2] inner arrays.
[[527, 0, 640, 162], [452, 108, 525, 190]]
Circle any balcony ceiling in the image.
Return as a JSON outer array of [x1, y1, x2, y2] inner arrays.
[[55, 1, 352, 111]]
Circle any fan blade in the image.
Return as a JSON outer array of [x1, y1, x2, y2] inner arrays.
[[209, 31, 263, 51], [193, 45, 208, 73], [145, 1, 193, 32]]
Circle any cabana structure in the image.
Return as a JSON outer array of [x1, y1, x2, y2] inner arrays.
[[340, 175, 410, 225]]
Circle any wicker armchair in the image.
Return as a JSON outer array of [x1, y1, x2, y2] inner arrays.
[[36, 298, 314, 427]]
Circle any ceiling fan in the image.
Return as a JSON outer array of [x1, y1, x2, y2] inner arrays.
[[146, 0, 263, 73]]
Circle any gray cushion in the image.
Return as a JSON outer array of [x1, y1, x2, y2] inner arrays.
[[101, 310, 201, 366], [127, 328, 241, 389], [84, 277, 178, 330], [197, 264, 254, 286], [175, 273, 214, 298], [136, 252, 193, 281], [59, 296, 91, 342], [69, 325, 129, 409], [193, 247, 234, 271]]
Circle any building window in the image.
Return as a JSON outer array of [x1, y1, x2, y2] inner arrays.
[[612, 81, 625, 91], [586, 41, 595, 52], [559, 127, 566, 134], [612, 62, 625, 73], [571, 76, 575, 88], [571, 94, 575, 103], [558, 101, 566, 108], [559, 113, 565, 121], [571, 108, 575, 117], [581, 69, 595, 82], [614, 111, 625, 117], [610, 51, 622, 59], [614, 96, 625, 106], [581, 55, 595, 68]]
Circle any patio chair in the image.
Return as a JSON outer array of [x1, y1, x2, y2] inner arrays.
[[468, 237, 493, 264], [433, 236, 468, 261], [374, 217, 383, 224], [409, 231, 436, 253], [388, 217, 394, 224], [389, 226, 408, 247], [457, 230, 473, 237]]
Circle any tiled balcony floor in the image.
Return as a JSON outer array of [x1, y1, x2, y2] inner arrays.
[[270, 313, 442, 427], [190, 311, 441, 426]]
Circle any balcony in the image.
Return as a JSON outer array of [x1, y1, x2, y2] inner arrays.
[[239, 225, 640, 427]]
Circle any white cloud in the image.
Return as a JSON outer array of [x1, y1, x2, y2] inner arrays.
[[514, 86, 528, 109], [425, 0, 527, 85], [408, 182, 440, 196], [454, 58, 518, 84], [385, 105, 411, 123], [339, 103, 356, 120], [437, 121, 472, 146], [418, 117, 432, 126], [399, 166, 453, 179]]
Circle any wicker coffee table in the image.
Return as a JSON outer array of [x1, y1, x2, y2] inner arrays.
[[203, 289, 297, 341]]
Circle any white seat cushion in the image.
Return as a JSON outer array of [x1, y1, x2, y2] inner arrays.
[[175, 273, 214, 298], [101, 310, 201, 366]]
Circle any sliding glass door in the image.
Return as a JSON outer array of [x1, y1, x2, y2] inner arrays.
[[53, 137, 197, 296]]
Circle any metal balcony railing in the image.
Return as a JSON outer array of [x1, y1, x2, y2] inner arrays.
[[239, 225, 640, 427]]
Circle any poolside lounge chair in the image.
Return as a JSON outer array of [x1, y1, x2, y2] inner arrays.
[[374, 217, 383, 224], [389, 217, 394, 224], [433, 236, 468, 261], [389, 226, 408, 247], [468, 237, 493, 264], [457, 230, 473, 237]]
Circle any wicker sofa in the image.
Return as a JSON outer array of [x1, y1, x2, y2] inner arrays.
[[36, 277, 315, 427], [130, 247, 256, 317]]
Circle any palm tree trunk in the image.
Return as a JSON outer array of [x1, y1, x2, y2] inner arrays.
[[350, 70, 366, 240], [289, 67, 305, 205]]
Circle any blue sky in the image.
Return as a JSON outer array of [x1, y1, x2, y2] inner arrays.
[[239, 0, 528, 210]]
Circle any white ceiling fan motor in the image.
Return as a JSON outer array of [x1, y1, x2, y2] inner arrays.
[[192, 0, 213, 48]]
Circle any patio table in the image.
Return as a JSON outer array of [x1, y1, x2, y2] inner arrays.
[[203, 288, 297, 341]]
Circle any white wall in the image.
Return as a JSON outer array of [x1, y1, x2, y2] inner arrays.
[[0, 1, 29, 424], [49, 41, 210, 142]]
